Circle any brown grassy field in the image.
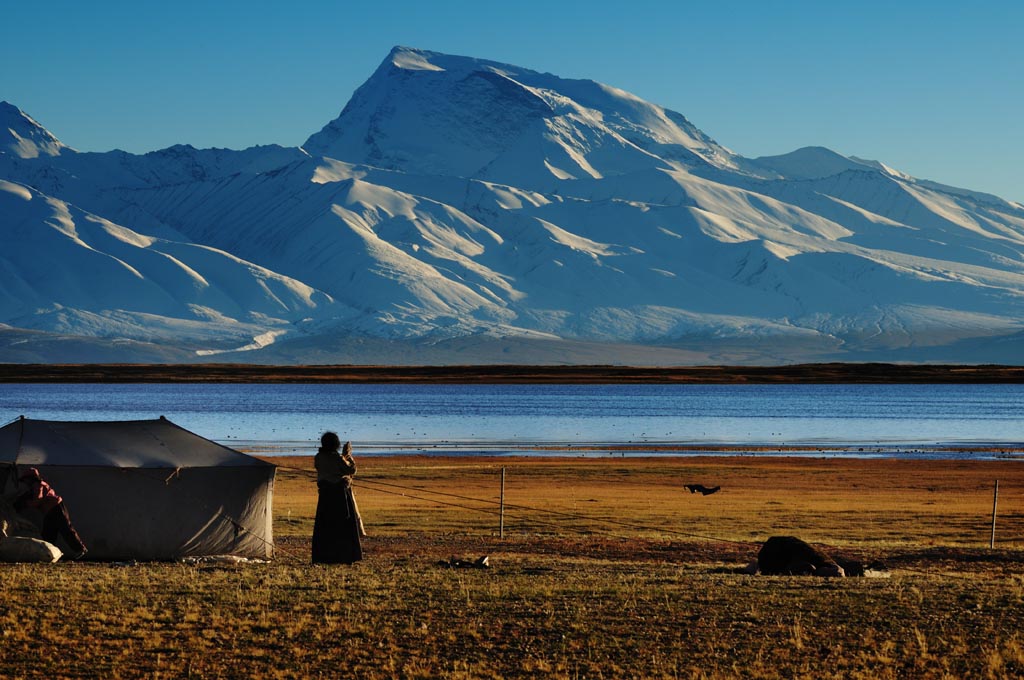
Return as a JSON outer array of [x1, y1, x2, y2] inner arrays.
[[3, 455, 1024, 678]]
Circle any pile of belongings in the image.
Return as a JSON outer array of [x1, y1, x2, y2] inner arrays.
[[0, 497, 62, 563]]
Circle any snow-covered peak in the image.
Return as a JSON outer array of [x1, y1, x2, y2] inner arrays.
[[749, 147, 1021, 211], [3, 49, 1024, 365], [848, 155, 914, 181], [0, 101, 72, 159], [304, 47, 737, 186], [135, 142, 307, 184], [388, 45, 447, 72], [748, 146, 878, 180], [384, 46, 533, 78]]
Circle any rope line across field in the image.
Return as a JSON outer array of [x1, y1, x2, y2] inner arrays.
[[277, 462, 756, 547]]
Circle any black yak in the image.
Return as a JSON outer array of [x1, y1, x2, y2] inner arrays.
[[757, 536, 844, 577]]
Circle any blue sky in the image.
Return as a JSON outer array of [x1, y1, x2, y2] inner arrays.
[[3, 1, 1020, 201]]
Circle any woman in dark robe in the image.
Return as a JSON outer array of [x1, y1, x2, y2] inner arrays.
[[311, 432, 363, 564]]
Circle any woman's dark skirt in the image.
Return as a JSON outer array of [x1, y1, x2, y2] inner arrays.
[[311, 480, 363, 564]]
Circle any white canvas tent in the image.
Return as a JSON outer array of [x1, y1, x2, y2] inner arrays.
[[0, 417, 275, 560]]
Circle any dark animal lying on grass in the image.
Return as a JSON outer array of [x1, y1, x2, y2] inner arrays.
[[757, 536, 845, 577], [684, 484, 721, 495], [438, 555, 490, 569]]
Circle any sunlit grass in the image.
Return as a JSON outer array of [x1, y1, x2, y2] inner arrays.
[[2, 455, 1022, 678]]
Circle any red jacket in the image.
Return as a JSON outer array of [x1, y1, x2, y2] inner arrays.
[[15, 470, 62, 513]]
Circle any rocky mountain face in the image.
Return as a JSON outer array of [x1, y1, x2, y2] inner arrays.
[[2, 46, 1023, 364]]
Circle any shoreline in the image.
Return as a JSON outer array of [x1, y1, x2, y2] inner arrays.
[[241, 440, 1024, 461], [3, 361, 1024, 383]]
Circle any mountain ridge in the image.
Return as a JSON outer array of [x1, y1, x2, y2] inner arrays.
[[2, 47, 1023, 364]]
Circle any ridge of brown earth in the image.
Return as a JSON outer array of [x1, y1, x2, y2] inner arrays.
[[2, 362, 1024, 383]]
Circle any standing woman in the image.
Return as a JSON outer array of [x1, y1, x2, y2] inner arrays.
[[311, 432, 363, 564]]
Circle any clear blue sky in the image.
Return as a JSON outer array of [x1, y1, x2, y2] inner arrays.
[[3, 0, 1021, 202]]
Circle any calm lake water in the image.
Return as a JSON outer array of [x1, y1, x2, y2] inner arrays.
[[2, 383, 1024, 459]]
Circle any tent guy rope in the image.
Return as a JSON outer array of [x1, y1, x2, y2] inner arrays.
[[275, 461, 757, 547]]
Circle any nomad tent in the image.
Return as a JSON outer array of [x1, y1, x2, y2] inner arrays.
[[0, 417, 274, 560]]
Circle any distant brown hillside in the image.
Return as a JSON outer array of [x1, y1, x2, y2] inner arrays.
[[2, 362, 1023, 383]]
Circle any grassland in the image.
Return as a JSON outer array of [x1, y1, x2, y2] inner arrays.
[[3, 455, 1024, 678]]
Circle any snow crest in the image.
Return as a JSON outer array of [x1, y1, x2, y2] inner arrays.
[[3, 49, 1024, 364]]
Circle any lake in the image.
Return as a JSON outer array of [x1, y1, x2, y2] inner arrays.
[[2, 383, 1023, 459]]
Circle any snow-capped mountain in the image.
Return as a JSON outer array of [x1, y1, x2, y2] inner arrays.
[[1, 101, 71, 159], [304, 47, 739, 188], [2, 46, 1023, 364], [0, 179, 342, 350]]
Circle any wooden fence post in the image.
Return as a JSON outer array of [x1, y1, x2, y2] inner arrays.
[[499, 467, 506, 539], [990, 480, 999, 549]]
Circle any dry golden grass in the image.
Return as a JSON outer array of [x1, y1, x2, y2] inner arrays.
[[306, 455, 1024, 549], [3, 455, 1024, 679]]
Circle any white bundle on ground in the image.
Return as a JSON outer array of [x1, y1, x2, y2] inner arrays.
[[0, 496, 62, 562], [0, 534, 62, 562]]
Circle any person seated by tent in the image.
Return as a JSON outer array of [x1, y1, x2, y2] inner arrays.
[[14, 468, 87, 560], [311, 433, 363, 565]]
